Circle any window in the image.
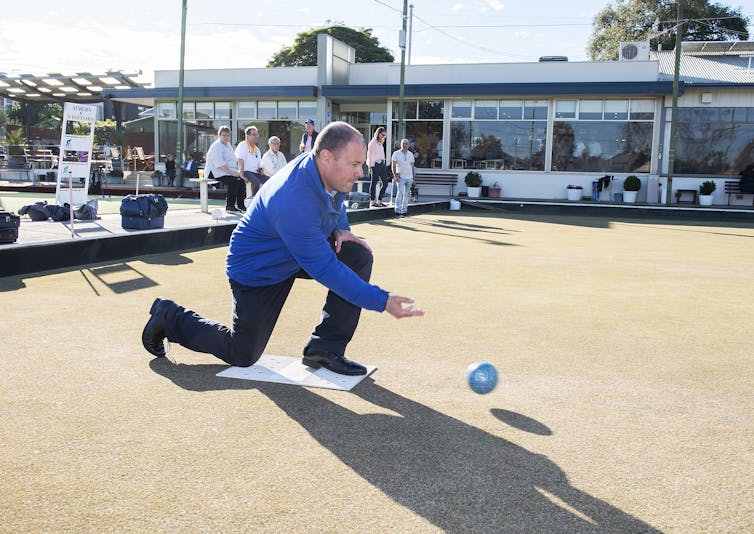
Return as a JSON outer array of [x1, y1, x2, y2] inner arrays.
[[555, 100, 576, 119], [298, 101, 317, 120], [277, 101, 297, 120], [551, 98, 655, 173], [673, 106, 754, 175], [182, 102, 195, 121], [238, 101, 257, 119], [475, 100, 497, 119], [195, 102, 213, 120], [451, 100, 472, 119], [390, 99, 443, 168], [157, 102, 176, 119], [258, 101, 277, 120], [450, 98, 549, 170], [215, 102, 232, 119], [499, 100, 522, 119]]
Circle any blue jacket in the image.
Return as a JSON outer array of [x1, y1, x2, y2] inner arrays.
[[226, 153, 389, 312]]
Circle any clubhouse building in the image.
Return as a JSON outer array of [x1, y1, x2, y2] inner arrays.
[[106, 35, 754, 203]]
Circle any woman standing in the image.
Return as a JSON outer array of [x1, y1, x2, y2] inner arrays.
[[367, 127, 388, 207]]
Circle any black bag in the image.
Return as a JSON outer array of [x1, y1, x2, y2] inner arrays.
[[120, 194, 169, 229], [0, 210, 20, 243], [73, 199, 99, 220], [19, 201, 50, 221]]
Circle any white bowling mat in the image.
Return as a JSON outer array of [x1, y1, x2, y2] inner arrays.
[[216, 354, 376, 391]]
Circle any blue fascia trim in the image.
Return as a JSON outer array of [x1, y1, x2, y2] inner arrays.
[[322, 81, 681, 97], [103, 86, 319, 100]]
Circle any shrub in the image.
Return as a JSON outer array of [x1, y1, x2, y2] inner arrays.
[[464, 171, 482, 187], [699, 180, 716, 195], [623, 175, 641, 191]]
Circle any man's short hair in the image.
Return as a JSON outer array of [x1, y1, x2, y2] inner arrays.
[[313, 122, 364, 158], [244, 126, 257, 136], [268, 136, 281, 144], [217, 125, 231, 136]]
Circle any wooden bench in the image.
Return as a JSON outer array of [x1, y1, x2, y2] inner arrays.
[[724, 180, 754, 206], [413, 171, 458, 198]]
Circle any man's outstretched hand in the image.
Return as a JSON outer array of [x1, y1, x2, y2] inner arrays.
[[386, 295, 425, 319]]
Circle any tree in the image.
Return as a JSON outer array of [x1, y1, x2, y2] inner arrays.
[[588, 0, 750, 61], [267, 26, 394, 67]]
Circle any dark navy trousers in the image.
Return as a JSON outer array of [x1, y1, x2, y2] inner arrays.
[[161, 241, 374, 367]]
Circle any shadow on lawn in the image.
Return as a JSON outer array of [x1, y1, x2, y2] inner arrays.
[[151, 359, 659, 533]]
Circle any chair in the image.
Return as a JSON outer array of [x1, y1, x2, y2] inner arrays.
[[133, 147, 155, 171]]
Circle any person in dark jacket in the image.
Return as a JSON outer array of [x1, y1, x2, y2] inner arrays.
[[300, 119, 318, 153], [739, 164, 754, 193], [141, 121, 424, 376]]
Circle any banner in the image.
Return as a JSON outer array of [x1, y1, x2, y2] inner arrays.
[[56, 103, 96, 206]]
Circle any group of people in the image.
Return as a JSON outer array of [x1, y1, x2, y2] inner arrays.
[[367, 128, 417, 216], [142, 121, 424, 378], [203, 125, 289, 212]]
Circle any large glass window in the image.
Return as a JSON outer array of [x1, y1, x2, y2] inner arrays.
[[195, 102, 213, 120], [674, 107, 754, 175], [450, 98, 548, 170], [551, 98, 654, 172], [390, 99, 443, 168]]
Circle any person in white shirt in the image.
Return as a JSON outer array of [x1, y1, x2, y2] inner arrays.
[[261, 136, 287, 180], [235, 126, 265, 202], [205, 126, 243, 212], [390, 138, 415, 217], [366, 127, 388, 207]]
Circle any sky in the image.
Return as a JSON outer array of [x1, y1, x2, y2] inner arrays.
[[2, 0, 754, 85]]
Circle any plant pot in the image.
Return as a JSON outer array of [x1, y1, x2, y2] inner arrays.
[[566, 188, 582, 201], [467, 186, 482, 198], [152, 178, 162, 187], [623, 191, 638, 203], [488, 187, 501, 198], [699, 194, 713, 206]]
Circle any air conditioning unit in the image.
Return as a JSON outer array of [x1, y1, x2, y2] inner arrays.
[[619, 41, 650, 61]]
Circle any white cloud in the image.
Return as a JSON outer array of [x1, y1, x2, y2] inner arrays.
[[485, 0, 505, 10], [451, 3, 464, 13]]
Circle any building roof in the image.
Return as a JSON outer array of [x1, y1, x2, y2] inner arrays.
[[0, 71, 148, 104], [655, 41, 754, 86]]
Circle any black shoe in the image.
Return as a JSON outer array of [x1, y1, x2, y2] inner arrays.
[[302, 346, 367, 376], [142, 297, 168, 357], [226, 207, 241, 213]]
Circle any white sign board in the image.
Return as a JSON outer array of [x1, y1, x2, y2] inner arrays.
[[56, 103, 96, 206]]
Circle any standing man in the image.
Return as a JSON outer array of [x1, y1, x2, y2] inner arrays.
[[391, 138, 416, 217], [141, 122, 424, 376], [300, 119, 318, 153], [235, 125, 265, 201], [261, 135, 287, 180], [205, 126, 244, 213]]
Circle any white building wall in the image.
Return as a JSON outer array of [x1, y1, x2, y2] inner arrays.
[[154, 66, 318, 88]]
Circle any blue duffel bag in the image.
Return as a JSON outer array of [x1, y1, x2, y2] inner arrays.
[[120, 194, 169, 229]]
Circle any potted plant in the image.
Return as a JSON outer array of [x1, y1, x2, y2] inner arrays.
[[488, 181, 501, 198], [699, 180, 716, 206], [566, 184, 583, 201], [623, 175, 641, 203], [464, 171, 483, 198], [152, 169, 164, 187]]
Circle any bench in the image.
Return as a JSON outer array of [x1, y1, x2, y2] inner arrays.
[[413, 171, 458, 198], [724, 180, 754, 206]]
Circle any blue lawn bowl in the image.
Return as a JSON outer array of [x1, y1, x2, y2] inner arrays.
[[467, 362, 498, 394]]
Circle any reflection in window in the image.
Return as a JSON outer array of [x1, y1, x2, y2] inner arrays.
[[551, 121, 652, 172], [673, 107, 754, 175], [579, 100, 602, 120], [158, 102, 176, 119], [555, 100, 576, 119], [451, 121, 546, 170], [258, 101, 277, 120], [390, 121, 442, 169], [195, 102, 213, 120], [500, 100, 523, 119], [452, 101, 472, 119], [298, 101, 317, 120], [475, 100, 497, 119], [604, 100, 628, 120], [277, 101, 297, 120], [215, 102, 232, 119], [237, 101, 257, 119]]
